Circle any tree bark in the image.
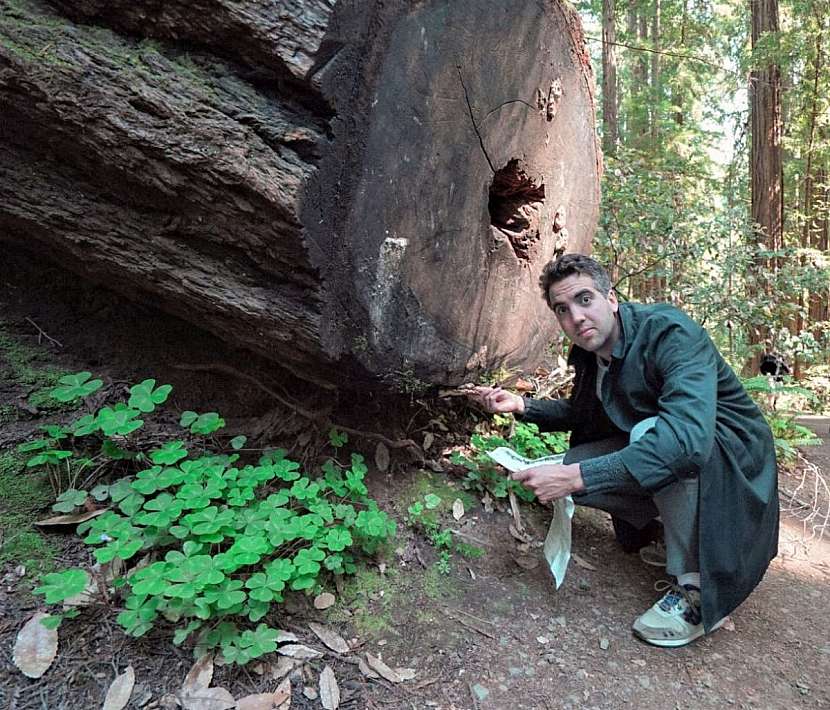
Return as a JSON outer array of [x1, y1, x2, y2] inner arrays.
[[749, 0, 783, 363], [0, 0, 602, 389], [602, 0, 619, 156]]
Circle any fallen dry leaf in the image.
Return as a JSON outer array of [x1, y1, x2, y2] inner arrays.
[[572, 553, 597, 571], [103, 665, 135, 710], [236, 676, 292, 710], [276, 630, 298, 643], [394, 668, 417, 681], [270, 656, 296, 680], [62, 573, 98, 608], [278, 644, 323, 660], [319, 666, 340, 710], [181, 687, 236, 710], [365, 653, 402, 683], [422, 432, 434, 450], [374, 442, 390, 472], [313, 592, 335, 610], [508, 490, 524, 532], [302, 686, 318, 700], [13, 613, 58, 679], [514, 378, 534, 392], [358, 657, 380, 679], [452, 499, 464, 521], [181, 654, 214, 696], [481, 493, 494, 513], [721, 617, 736, 632], [308, 622, 350, 654], [34, 509, 107, 526]]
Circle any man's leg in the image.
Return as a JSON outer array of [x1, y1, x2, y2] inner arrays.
[[564, 437, 660, 550]]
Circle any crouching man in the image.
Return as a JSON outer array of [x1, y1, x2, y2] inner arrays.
[[473, 254, 779, 647]]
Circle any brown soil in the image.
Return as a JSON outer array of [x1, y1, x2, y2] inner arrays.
[[1, 250, 828, 710]]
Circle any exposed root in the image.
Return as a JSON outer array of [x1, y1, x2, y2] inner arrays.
[[779, 450, 830, 542], [175, 362, 422, 456]]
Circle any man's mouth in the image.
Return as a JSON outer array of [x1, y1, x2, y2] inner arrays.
[[578, 327, 595, 338]]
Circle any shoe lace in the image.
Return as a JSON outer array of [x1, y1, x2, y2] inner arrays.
[[653, 580, 695, 613]]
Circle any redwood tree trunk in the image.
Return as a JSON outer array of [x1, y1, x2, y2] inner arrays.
[[0, 0, 601, 389], [749, 0, 783, 365], [602, 0, 618, 156]]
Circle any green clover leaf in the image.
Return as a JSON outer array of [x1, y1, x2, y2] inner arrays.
[[27, 449, 72, 468], [273, 459, 301, 482], [128, 379, 173, 413], [183, 412, 226, 435], [117, 595, 160, 637], [50, 371, 103, 403], [328, 428, 348, 448], [323, 527, 353, 552], [35, 569, 90, 604], [96, 405, 143, 437], [150, 440, 188, 465], [200, 578, 246, 609], [52, 488, 88, 513], [230, 435, 247, 450], [424, 493, 442, 510], [130, 562, 172, 596]]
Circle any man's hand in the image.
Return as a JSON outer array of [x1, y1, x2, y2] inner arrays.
[[468, 386, 525, 415], [511, 463, 585, 503]]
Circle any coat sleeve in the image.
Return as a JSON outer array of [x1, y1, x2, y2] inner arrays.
[[520, 397, 574, 432], [617, 317, 718, 491]]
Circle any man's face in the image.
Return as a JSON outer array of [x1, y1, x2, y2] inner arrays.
[[547, 273, 620, 357]]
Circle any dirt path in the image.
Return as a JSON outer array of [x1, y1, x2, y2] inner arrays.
[[1, 255, 829, 709]]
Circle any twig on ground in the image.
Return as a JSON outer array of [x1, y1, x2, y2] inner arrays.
[[446, 612, 497, 640], [25, 317, 63, 348]]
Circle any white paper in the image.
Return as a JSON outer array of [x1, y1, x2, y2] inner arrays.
[[485, 448, 573, 588]]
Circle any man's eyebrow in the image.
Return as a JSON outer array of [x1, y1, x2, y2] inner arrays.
[[551, 289, 595, 307]]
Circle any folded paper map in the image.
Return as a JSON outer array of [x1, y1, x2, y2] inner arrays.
[[485, 447, 574, 589]]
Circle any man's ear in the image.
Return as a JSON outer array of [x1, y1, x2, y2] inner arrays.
[[608, 288, 619, 312]]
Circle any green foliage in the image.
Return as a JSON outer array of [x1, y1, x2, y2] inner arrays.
[[452, 419, 568, 501], [26, 373, 396, 665], [741, 375, 822, 463], [35, 569, 89, 603], [50, 371, 103, 403]]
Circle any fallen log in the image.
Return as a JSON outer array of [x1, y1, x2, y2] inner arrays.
[[0, 0, 601, 388]]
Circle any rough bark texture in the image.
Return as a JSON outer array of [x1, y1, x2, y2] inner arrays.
[[0, 0, 602, 388], [749, 0, 783, 362], [602, 0, 618, 156]]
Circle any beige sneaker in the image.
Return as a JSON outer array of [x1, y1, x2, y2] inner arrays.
[[632, 583, 711, 648]]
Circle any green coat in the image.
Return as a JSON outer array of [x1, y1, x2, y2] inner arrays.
[[525, 302, 779, 629]]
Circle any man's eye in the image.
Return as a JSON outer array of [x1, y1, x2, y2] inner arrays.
[[580, 295, 592, 305]]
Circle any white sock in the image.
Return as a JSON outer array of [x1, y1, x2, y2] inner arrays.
[[677, 572, 701, 589]]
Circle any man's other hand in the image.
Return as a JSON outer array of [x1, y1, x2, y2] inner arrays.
[[511, 463, 585, 503], [468, 386, 525, 414]]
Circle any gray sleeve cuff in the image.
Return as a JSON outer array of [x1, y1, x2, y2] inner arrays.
[[578, 451, 642, 495]]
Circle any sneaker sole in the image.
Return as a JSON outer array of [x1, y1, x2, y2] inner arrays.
[[632, 616, 727, 648]]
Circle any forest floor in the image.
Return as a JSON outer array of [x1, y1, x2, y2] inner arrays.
[[0, 251, 829, 710]]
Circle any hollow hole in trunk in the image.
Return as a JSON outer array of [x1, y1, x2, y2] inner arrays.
[[488, 159, 545, 261]]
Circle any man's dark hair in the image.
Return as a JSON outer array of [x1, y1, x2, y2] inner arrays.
[[538, 253, 613, 308]]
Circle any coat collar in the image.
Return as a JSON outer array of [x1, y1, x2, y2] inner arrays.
[[610, 302, 633, 360]]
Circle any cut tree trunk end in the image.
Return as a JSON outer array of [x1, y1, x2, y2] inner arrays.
[[0, 0, 601, 389]]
